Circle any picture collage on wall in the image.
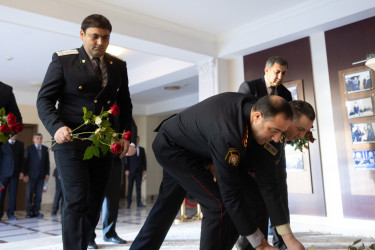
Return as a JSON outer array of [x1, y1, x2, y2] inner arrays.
[[340, 66, 375, 170]]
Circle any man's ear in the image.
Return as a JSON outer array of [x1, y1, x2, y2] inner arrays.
[[251, 111, 263, 123], [80, 29, 85, 40]]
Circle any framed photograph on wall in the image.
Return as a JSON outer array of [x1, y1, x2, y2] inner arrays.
[[346, 96, 374, 119], [283, 79, 304, 101], [344, 68, 372, 93], [350, 121, 375, 143], [352, 150, 375, 170]]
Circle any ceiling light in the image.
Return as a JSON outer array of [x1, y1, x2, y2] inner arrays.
[[106, 45, 127, 56], [164, 86, 181, 90], [5, 56, 13, 61]]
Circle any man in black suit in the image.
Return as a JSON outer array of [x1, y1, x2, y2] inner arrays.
[[237, 56, 292, 250], [37, 14, 133, 250], [0, 134, 24, 220], [51, 168, 63, 216], [131, 94, 298, 250], [125, 136, 147, 208], [238, 56, 291, 101], [23, 133, 50, 218]]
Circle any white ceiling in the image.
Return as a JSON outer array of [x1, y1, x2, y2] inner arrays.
[[0, 0, 374, 116]]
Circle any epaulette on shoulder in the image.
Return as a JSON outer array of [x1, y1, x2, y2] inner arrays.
[[56, 49, 79, 56], [107, 53, 126, 63]]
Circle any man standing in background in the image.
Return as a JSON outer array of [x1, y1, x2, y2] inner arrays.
[[125, 136, 147, 209], [0, 134, 24, 220], [23, 133, 50, 218]]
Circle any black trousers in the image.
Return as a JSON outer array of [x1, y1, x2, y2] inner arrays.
[[26, 178, 44, 215], [91, 157, 123, 240], [127, 169, 142, 205], [52, 174, 63, 214], [130, 131, 239, 250], [55, 150, 112, 250], [0, 175, 19, 217]]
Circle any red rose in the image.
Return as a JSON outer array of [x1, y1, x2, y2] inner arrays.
[[9, 124, 18, 132], [123, 131, 132, 141], [0, 124, 9, 134], [110, 105, 120, 116], [15, 123, 23, 132], [110, 142, 123, 154], [7, 112, 17, 124]]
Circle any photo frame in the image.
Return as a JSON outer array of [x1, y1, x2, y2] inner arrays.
[[283, 79, 304, 101], [350, 121, 375, 144], [344, 68, 373, 93], [346, 95, 374, 119], [352, 150, 375, 170], [285, 147, 304, 170]]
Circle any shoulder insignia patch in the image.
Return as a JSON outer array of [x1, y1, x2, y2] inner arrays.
[[225, 148, 240, 167], [264, 142, 278, 156], [56, 49, 79, 56]]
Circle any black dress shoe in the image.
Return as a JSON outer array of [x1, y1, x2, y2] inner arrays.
[[8, 215, 17, 220], [137, 203, 145, 208], [88, 240, 98, 249], [34, 213, 44, 218], [26, 213, 33, 218], [103, 235, 127, 244]]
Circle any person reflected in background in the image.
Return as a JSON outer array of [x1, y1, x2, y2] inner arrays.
[[51, 168, 63, 216], [125, 136, 147, 209], [366, 123, 375, 141], [0, 134, 24, 221], [23, 133, 50, 218]]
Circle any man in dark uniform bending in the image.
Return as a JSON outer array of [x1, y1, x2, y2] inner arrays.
[[37, 14, 133, 250], [238, 56, 292, 250], [131, 94, 295, 250], [236, 100, 315, 250]]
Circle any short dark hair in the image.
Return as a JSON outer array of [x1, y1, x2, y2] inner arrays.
[[265, 56, 288, 69], [289, 100, 315, 122], [252, 95, 293, 121], [33, 133, 43, 138], [81, 14, 112, 33]]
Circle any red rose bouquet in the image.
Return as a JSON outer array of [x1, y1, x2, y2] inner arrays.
[[49, 105, 131, 160], [290, 126, 316, 152], [0, 107, 23, 144]]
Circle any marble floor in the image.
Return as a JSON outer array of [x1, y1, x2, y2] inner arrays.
[[0, 202, 374, 250]]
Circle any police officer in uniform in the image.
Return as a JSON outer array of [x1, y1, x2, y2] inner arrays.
[[237, 56, 292, 250], [237, 101, 315, 250], [37, 14, 133, 250], [131, 94, 294, 250]]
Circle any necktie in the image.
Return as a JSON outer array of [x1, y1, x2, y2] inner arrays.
[[37, 146, 42, 159], [93, 57, 103, 88], [269, 86, 277, 95]]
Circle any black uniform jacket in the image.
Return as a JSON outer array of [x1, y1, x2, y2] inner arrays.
[[0, 81, 22, 124], [37, 46, 132, 151], [246, 135, 289, 226], [159, 92, 264, 235], [238, 77, 292, 101]]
